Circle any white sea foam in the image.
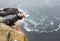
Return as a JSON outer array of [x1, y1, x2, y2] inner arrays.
[[17, 5, 60, 33], [24, 15, 60, 33]]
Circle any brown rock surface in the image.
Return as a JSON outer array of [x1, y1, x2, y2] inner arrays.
[[0, 22, 28, 41]]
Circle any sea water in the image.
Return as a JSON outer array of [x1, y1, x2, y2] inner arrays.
[[17, 0, 60, 33], [0, 0, 60, 33]]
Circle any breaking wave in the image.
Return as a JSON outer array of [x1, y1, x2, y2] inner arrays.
[[24, 14, 60, 33], [17, 5, 60, 33]]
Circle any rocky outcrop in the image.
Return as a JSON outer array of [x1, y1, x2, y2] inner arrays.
[[0, 22, 28, 41]]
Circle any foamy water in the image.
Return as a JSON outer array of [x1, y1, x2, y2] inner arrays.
[[17, 5, 60, 33], [24, 16, 60, 33]]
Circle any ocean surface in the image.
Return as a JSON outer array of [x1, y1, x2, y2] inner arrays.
[[0, 0, 60, 41]]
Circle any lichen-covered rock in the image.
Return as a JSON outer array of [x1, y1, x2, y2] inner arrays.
[[0, 22, 29, 41]]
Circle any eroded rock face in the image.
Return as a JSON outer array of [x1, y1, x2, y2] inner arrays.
[[0, 22, 28, 41]]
